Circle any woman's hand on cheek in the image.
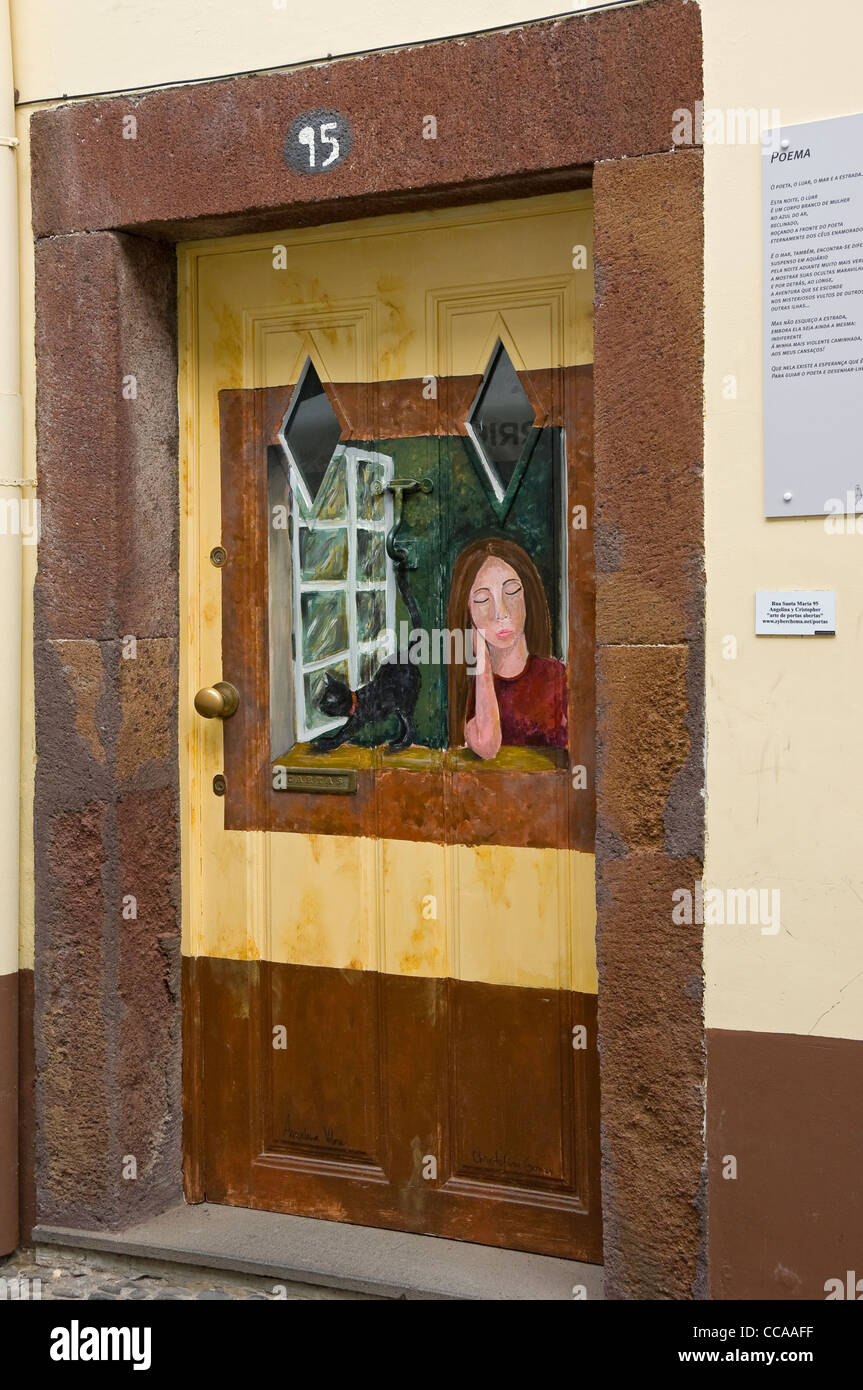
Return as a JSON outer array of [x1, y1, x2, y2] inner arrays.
[[465, 628, 502, 759], [473, 626, 489, 678]]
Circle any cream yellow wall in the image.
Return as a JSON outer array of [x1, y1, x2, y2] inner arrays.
[[15, 97, 36, 971], [8, 0, 598, 103], [701, 0, 863, 1040]]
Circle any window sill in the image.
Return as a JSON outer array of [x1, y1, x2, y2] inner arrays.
[[273, 743, 567, 774]]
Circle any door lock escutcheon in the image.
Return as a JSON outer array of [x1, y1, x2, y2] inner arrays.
[[194, 681, 240, 719]]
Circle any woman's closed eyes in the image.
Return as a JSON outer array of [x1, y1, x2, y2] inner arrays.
[[470, 580, 522, 605]]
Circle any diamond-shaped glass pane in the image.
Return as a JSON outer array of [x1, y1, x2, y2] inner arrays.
[[468, 342, 535, 493], [281, 359, 342, 507]]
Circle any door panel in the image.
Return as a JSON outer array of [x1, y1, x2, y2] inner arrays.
[[179, 192, 600, 1259], [194, 956, 599, 1255]]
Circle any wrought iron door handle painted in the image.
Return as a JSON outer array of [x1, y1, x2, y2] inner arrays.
[[372, 476, 433, 568], [194, 681, 240, 719]]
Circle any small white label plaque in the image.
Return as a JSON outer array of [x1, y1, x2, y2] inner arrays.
[[755, 589, 836, 635]]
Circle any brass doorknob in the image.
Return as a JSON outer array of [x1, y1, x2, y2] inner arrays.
[[194, 681, 240, 719]]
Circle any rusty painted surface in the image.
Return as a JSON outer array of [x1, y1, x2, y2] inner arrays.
[[219, 365, 594, 852], [194, 255, 600, 1260]]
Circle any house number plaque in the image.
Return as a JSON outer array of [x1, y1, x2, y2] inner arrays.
[[283, 109, 353, 174]]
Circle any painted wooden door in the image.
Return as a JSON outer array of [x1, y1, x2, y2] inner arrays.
[[179, 192, 600, 1260]]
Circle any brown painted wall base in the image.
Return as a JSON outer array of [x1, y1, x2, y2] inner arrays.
[[18, 968, 35, 1245], [0, 971, 18, 1253], [708, 1028, 863, 1300]]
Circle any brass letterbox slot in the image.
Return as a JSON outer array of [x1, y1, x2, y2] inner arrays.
[[273, 766, 358, 795]]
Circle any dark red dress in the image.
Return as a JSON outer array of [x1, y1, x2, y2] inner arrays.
[[492, 654, 568, 748]]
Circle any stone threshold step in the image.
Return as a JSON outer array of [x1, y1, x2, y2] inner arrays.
[[34, 1202, 604, 1302]]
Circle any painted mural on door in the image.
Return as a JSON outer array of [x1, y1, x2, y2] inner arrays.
[[180, 192, 600, 1260], [266, 336, 567, 762]]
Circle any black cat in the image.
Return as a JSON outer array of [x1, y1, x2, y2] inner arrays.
[[311, 564, 422, 754]]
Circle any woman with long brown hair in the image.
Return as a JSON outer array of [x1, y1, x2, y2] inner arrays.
[[446, 537, 567, 758]]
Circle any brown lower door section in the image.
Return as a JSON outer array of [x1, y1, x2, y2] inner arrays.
[[190, 956, 601, 1261]]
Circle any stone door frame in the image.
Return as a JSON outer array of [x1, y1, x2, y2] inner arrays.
[[30, 0, 705, 1298]]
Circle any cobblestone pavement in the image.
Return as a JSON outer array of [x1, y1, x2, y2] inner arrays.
[[0, 1245, 376, 1300]]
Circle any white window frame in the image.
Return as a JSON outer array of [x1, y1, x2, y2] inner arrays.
[[287, 445, 395, 743]]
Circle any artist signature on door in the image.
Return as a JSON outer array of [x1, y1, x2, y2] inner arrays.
[[283, 1116, 346, 1148], [470, 1148, 553, 1179]]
